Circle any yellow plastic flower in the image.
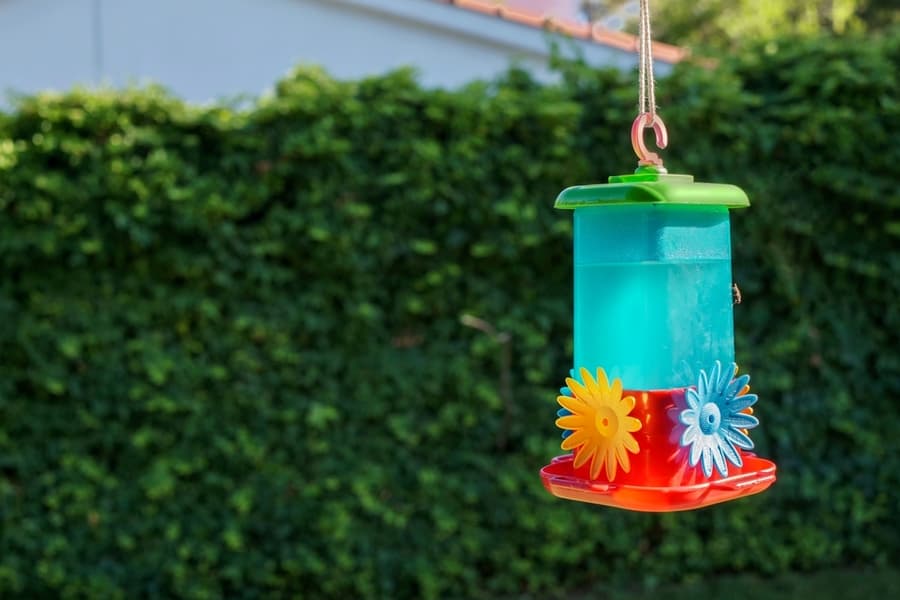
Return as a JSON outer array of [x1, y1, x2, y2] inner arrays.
[[555, 367, 642, 481], [734, 364, 754, 436]]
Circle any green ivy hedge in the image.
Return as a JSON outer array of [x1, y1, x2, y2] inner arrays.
[[0, 30, 897, 599]]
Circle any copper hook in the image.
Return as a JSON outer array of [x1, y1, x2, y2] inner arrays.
[[630, 112, 669, 169]]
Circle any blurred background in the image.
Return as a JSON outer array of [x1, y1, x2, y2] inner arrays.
[[0, 0, 898, 598]]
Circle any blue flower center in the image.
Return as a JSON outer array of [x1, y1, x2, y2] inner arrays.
[[698, 402, 721, 435]]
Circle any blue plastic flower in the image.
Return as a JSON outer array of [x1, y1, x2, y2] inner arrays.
[[679, 361, 759, 478], [556, 369, 578, 439]]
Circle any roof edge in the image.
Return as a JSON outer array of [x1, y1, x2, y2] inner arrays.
[[443, 0, 689, 64]]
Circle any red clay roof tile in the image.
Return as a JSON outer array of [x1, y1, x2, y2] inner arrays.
[[438, 0, 688, 63]]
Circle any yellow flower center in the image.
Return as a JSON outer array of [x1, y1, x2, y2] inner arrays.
[[594, 406, 619, 438]]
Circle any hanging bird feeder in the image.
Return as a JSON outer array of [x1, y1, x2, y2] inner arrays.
[[539, 0, 776, 512]]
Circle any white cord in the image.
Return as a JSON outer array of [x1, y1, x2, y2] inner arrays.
[[638, 0, 657, 117]]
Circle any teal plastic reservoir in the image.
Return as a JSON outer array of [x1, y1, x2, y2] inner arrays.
[[556, 169, 750, 390]]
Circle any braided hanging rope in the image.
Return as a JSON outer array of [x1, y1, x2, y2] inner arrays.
[[631, 0, 668, 170], [638, 0, 656, 117]]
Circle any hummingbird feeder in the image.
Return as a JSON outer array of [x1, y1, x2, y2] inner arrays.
[[539, 0, 777, 512]]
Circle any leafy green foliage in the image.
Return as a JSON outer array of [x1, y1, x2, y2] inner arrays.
[[0, 31, 898, 599], [562, 567, 900, 600], [643, 1, 900, 52]]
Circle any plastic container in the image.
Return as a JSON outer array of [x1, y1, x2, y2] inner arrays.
[[541, 168, 776, 511], [559, 169, 747, 389]]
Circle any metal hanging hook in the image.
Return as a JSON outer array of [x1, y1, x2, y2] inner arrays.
[[631, 112, 668, 169]]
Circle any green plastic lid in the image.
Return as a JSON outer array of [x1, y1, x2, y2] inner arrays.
[[555, 167, 750, 210]]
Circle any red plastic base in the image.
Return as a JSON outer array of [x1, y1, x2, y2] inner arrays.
[[540, 453, 776, 512]]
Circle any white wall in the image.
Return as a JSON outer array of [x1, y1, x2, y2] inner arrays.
[[0, 0, 668, 104], [0, 0, 97, 97]]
